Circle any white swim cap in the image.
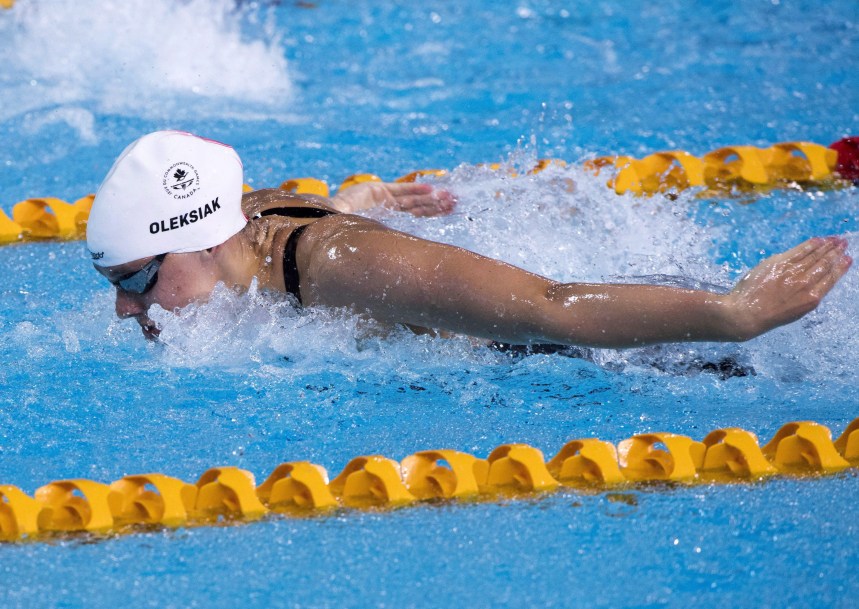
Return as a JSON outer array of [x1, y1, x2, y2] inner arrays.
[[86, 130, 247, 267]]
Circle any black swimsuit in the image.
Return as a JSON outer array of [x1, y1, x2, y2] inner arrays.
[[256, 205, 339, 305]]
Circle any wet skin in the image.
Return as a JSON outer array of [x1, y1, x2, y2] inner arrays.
[[96, 250, 224, 339], [94, 184, 853, 346]]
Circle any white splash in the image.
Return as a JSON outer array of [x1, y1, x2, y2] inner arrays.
[[374, 159, 722, 284], [146, 281, 484, 374], [0, 0, 292, 123]]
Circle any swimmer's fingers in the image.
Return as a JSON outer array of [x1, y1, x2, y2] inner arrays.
[[791, 237, 848, 282], [773, 237, 849, 300], [779, 236, 847, 271], [782, 236, 833, 264], [383, 182, 435, 197], [802, 241, 852, 300], [383, 182, 457, 217], [331, 182, 457, 216], [738, 237, 844, 289], [389, 190, 456, 217], [727, 236, 851, 339]]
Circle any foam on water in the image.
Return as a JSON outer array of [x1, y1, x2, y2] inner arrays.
[[147, 281, 489, 376], [0, 0, 292, 127], [376, 158, 722, 283]]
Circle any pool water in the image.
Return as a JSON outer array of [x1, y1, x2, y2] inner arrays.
[[1, 1, 857, 607]]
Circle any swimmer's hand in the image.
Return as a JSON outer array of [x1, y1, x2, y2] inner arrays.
[[330, 182, 456, 217], [723, 236, 852, 340]]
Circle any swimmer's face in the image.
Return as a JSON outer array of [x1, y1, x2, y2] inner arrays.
[[95, 251, 221, 339]]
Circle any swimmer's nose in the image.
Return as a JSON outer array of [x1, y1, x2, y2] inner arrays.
[[114, 288, 146, 319]]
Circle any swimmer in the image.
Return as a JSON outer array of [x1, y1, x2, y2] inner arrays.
[[87, 131, 852, 345]]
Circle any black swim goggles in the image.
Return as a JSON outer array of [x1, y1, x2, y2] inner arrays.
[[105, 253, 168, 295]]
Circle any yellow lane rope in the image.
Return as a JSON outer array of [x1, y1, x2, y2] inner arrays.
[[0, 140, 853, 246], [1, 417, 856, 542]]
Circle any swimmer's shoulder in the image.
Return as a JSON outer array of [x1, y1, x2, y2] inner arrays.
[[241, 188, 338, 218]]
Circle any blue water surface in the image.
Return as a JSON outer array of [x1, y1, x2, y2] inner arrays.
[[0, 1, 857, 608]]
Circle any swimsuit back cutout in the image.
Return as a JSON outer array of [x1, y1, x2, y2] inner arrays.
[[256, 206, 339, 305]]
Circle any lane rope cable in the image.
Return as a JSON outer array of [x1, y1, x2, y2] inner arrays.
[[1, 137, 858, 246], [1, 416, 857, 542]]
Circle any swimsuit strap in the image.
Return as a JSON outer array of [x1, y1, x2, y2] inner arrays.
[[255, 205, 339, 305], [282, 224, 310, 304], [257, 207, 336, 220]]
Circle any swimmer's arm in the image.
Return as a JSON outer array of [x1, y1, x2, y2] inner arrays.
[[303, 225, 851, 348], [329, 182, 456, 217], [535, 237, 850, 345]]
